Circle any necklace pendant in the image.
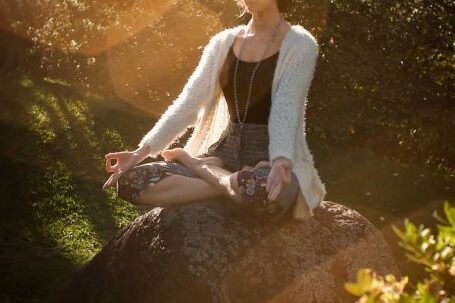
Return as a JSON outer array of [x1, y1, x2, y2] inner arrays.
[[235, 121, 245, 138], [234, 123, 243, 141], [233, 122, 244, 165], [234, 121, 244, 132]]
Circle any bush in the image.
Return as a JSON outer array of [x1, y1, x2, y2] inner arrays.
[[344, 200, 455, 302]]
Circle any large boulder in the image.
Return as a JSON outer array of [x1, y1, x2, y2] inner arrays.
[[61, 199, 400, 303]]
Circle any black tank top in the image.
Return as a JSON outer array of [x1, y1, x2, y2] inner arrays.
[[219, 44, 279, 124]]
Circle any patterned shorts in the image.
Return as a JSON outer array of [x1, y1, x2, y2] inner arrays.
[[116, 120, 300, 221]]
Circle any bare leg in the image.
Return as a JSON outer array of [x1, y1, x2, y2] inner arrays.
[[136, 174, 226, 206], [161, 148, 243, 203], [136, 153, 227, 206]]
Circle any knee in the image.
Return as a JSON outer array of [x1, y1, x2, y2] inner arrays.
[[235, 168, 273, 213], [235, 167, 297, 220], [116, 166, 142, 203], [116, 163, 169, 204]]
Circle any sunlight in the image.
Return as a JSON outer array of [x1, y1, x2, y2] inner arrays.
[[19, 78, 140, 265], [1, 0, 226, 115], [27, 104, 56, 143], [31, 160, 103, 265], [65, 97, 100, 150], [106, 1, 225, 116], [1, 0, 452, 301]]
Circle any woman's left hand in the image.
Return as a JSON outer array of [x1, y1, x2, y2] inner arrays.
[[266, 157, 292, 201]]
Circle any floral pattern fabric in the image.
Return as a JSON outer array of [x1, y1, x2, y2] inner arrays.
[[117, 163, 173, 203], [236, 167, 282, 216]]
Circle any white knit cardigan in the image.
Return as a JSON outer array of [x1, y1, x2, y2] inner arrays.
[[138, 24, 327, 219]]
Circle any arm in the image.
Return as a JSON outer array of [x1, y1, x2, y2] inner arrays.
[[137, 32, 222, 159], [269, 37, 319, 168]]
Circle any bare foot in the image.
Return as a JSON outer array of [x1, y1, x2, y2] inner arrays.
[[161, 148, 224, 169], [161, 147, 197, 165], [161, 147, 189, 162]]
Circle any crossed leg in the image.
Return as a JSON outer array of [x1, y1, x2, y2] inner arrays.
[[159, 148, 244, 203], [118, 148, 290, 218], [158, 148, 288, 218], [134, 155, 230, 206]]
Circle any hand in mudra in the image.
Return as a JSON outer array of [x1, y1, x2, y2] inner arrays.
[[102, 150, 143, 191], [266, 157, 292, 201]]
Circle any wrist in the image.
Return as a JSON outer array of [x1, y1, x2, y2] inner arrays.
[[134, 145, 151, 162], [272, 156, 292, 168]]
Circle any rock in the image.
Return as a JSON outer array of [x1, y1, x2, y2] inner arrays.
[[60, 199, 401, 303]]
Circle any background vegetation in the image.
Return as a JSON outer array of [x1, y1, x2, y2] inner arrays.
[[345, 201, 454, 302], [0, 0, 453, 302]]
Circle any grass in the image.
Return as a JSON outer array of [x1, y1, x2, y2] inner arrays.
[[0, 70, 159, 302]]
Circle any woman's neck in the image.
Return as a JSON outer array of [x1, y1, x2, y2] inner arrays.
[[247, 11, 283, 37]]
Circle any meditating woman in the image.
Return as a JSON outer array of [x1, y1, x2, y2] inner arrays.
[[102, 0, 327, 221]]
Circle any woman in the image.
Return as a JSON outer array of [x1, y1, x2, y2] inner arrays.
[[102, 0, 327, 221]]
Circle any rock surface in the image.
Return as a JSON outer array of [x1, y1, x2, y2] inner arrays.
[[61, 199, 401, 303]]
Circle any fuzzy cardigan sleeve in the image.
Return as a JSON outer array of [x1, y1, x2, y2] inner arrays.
[[268, 36, 319, 167], [137, 33, 221, 158]]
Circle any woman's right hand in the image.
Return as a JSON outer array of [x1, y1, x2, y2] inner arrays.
[[102, 145, 151, 191]]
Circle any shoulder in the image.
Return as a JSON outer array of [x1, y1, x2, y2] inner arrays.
[[215, 25, 242, 36], [288, 25, 319, 54], [207, 24, 244, 45], [199, 25, 242, 59]]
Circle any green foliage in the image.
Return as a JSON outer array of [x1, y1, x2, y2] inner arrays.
[[314, 0, 454, 175], [345, 268, 409, 302], [0, 71, 151, 302], [344, 201, 455, 302]]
